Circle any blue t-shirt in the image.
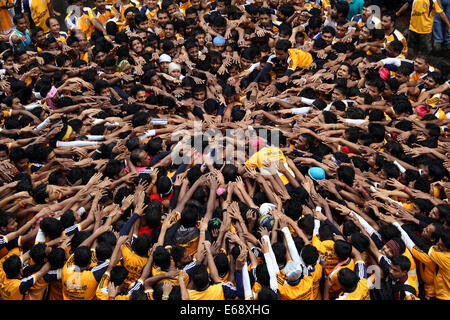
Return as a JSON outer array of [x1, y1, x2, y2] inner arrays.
[[345, 0, 364, 21]]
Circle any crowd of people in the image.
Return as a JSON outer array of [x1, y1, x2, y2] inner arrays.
[[0, 0, 449, 301]]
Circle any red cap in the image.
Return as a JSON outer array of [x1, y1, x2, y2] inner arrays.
[[379, 68, 390, 80], [415, 105, 430, 118]]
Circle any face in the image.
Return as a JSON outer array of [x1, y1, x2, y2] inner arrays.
[[385, 44, 399, 58], [414, 58, 427, 72], [213, 25, 226, 36], [4, 55, 14, 66], [258, 81, 270, 91], [295, 34, 305, 45], [279, 33, 290, 41], [359, 26, 370, 42], [105, 64, 116, 74], [168, 4, 178, 17], [380, 243, 394, 258], [381, 16, 394, 31], [295, 135, 308, 151], [395, 72, 408, 84], [228, 66, 238, 77], [362, 6, 372, 20], [148, 0, 157, 9], [136, 90, 147, 102], [214, 44, 225, 52], [389, 264, 406, 280], [275, 49, 288, 62], [187, 46, 199, 61], [160, 61, 169, 73], [321, 32, 334, 45], [12, 97, 23, 110], [180, 250, 192, 265], [35, 30, 46, 45], [76, 33, 89, 51], [241, 57, 252, 70], [336, 65, 350, 79], [138, 20, 149, 31], [424, 76, 437, 89], [422, 223, 436, 241], [190, 0, 200, 9], [217, 2, 226, 14], [151, 74, 163, 87], [16, 18, 27, 32], [259, 14, 271, 26], [193, 90, 206, 101], [95, 51, 106, 65], [429, 207, 439, 220], [164, 24, 175, 39], [210, 59, 221, 73], [95, 0, 106, 11], [158, 13, 169, 27], [0, 150, 8, 161], [195, 33, 205, 47], [366, 85, 379, 100], [138, 150, 150, 167], [123, 81, 134, 94], [331, 88, 345, 101], [336, 25, 347, 39], [46, 185, 65, 201], [330, 6, 338, 19], [439, 93, 450, 105], [49, 18, 60, 34], [131, 39, 143, 53], [2, 218, 18, 233], [100, 87, 110, 97], [170, 69, 181, 79]]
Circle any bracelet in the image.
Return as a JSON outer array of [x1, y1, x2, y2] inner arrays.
[[162, 294, 169, 299], [332, 124, 335, 130], [403, 186, 407, 191], [18, 201, 24, 208]]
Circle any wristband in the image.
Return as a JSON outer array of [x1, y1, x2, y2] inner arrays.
[[162, 294, 169, 298], [216, 187, 226, 196], [315, 206, 322, 212]]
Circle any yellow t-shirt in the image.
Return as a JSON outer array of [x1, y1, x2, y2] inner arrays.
[[188, 283, 225, 300], [0, 0, 13, 34], [277, 273, 314, 300], [121, 240, 149, 288], [287, 48, 313, 71], [336, 277, 371, 300], [428, 246, 450, 300], [409, 0, 443, 34], [24, 0, 51, 33], [410, 246, 436, 299], [89, 7, 114, 24], [244, 146, 295, 185]]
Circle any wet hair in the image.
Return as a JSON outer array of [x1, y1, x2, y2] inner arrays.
[[300, 244, 319, 266]]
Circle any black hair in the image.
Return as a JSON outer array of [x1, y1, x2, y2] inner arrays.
[[391, 255, 411, 272], [40, 217, 63, 240], [191, 264, 210, 290], [95, 242, 113, 261], [110, 265, 129, 286], [48, 247, 67, 269], [153, 245, 171, 270], [74, 246, 92, 268], [338, 268, 358, 291], [337, 165, 355, 187], [3, 254, 22, 279], [300, 244, 319, 266], [334, 240, 352, 260], [133, 234, 151, 257]]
